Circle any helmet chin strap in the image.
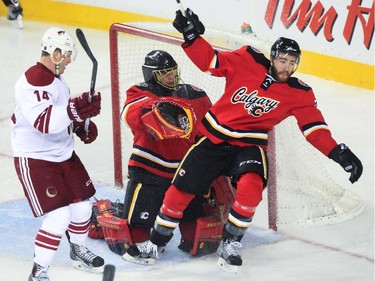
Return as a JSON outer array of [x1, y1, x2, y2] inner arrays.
[[50, 53, 64, 76], [55, 64, 60, 76]]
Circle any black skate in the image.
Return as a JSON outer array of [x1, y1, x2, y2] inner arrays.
[[7, 3, 23, 29], [28, 263, 49, 281], [216, 239, 243, 273], [70, 243, 104, 273], [122, 240, 164, 265]]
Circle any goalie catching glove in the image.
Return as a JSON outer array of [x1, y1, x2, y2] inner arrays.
[[141, 97, 195, 141]]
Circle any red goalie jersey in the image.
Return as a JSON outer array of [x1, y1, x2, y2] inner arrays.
[[183, 37, 337, 156], [121, 82, 212, 179]]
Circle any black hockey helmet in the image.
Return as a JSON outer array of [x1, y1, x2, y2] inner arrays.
[[270, 37, 301, 67], [142, 50, 180, 90]]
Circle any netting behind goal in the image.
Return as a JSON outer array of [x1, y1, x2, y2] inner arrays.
[[109, 22, 363, 230]]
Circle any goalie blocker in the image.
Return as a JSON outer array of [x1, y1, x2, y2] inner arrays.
[[88, 176, 234, 256]]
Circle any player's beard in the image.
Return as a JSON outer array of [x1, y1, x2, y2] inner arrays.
[[270, 66, 292, 83]]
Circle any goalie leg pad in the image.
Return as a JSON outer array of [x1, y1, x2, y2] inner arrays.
[[88, 221, 104, 239], [179, 216, 224, 256], [209, 176, 235, 205], [97, 215, 133, 256], [88, 199, 113, 239]]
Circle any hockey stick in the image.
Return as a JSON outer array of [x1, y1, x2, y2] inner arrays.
[[102, 264, 116, 281], [75, 28, 98, 133], [176, 0, 186, 16], [176, 0, 195, 30]]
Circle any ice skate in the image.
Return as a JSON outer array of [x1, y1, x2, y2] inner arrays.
[[69, 243, 104, 273], [28, 263, 49, 281], [216, 239, 243, 273], [7, 4, 23, 29], [122, 240, 164, 265]]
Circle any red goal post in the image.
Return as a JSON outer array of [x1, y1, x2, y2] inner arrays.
[[109, 22, 363, 230]]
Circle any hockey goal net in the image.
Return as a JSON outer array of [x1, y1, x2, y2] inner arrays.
[[109, 22, 363, 230]]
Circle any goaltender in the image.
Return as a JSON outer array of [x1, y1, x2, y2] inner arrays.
[[93, 50, 234, 261]]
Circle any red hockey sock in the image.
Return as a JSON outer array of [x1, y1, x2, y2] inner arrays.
[[160, 184, 195, 219], [232, 173, 264, 218]]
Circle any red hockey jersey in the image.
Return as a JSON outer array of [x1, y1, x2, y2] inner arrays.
[[183, 36, 337, 156], [122, 82, 212, 178]]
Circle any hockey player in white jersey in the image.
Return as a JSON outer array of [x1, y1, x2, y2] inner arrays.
[[11, 27, 104, 281]]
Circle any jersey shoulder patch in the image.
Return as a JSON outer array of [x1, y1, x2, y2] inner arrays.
[[174, 84, 208, 99], [287, 77, 311, 91], [134, 81, 149, 89], [246, 46, 270, 68], [25, 63, 55, 87]]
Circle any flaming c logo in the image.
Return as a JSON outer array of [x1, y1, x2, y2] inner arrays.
[[178, 168, 186, 177]]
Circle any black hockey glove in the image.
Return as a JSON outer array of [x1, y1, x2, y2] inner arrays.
[[328, 143, 363, 183], [173, 8, 205, 45]]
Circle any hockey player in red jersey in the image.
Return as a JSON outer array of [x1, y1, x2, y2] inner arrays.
[[124, 9, 363, 273], [96, 50, 232, 260], [11, 27, 104, 281]]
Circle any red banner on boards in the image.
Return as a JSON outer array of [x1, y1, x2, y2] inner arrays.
[[265, 0, 374, 50]]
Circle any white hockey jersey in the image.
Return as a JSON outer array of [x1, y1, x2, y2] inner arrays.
[[11, 62, 75, 162]]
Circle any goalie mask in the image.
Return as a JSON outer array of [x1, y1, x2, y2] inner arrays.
[[142, 50, 180, 90], [270, 37, 301, 72], [41, 27, 77, 61]]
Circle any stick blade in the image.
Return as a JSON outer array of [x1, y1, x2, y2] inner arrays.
[[75, 27, 83, 38], [103, 264, 116, 281], [75, 28, 98, 65]]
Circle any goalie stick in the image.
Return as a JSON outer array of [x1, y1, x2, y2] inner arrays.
[[102, 264, 116, 281], [75, 28, 98, 134]]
